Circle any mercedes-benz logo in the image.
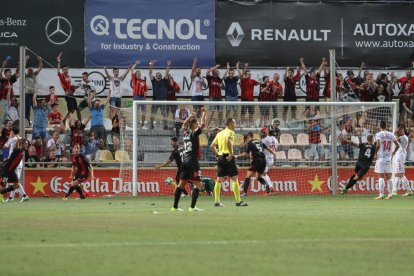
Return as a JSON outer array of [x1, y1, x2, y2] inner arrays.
[[226, 22, 244, 47], [45, 16, 72, 45]]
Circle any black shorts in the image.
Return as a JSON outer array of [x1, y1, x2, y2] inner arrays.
[[180, 161, 201, 182], [175, 170, 181, 184], [73, 173, 88, 183], [65, 95, 78, 113], [306, 97, 320, 102], [217, 155, 238, 178], [0, 168, 18, 183], [249, 157, 266, 174], [78, 100, 88, 111], [241, 105, 254, 115], [355, 163, 370, 178]]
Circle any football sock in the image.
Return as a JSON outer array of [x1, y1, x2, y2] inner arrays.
[[173, 187, 182, 209], [9, 190, 15, 199], [378, 178, 385, 197], [387, 179, 393, 196], [65, 187, 75, 198], [243, 178, 251, 193], [75, 187, 85, 199], [345, 175, 358, 189], [401, 176, 412, 192], [190, 188, 200, 208], [257, 177, 270, 193], [19, 184, 27, 197], [232, 180, 241, 203], [0, 185, 15, 194], [264, 175, 272, 189], [257, 177, 266, 185], [214, 181, 222, 203], [394, 177, 400, 193]]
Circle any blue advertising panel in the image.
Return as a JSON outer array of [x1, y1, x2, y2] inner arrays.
[[86, 0, 215, 68]]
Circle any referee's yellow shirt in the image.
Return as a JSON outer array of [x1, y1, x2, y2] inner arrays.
[[212, 128, 235, 156]]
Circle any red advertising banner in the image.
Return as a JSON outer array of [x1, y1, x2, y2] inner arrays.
[[23, 168, 414, 197]]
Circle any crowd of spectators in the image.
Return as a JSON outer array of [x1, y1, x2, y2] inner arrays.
[[1, 53, 414, 166]]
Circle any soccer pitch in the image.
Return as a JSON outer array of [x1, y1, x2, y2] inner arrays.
[[1, 196, 414, 276]]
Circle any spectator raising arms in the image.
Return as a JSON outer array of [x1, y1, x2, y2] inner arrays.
[[24, 55, 43, 124], [149, 60, 170, 130], [190, 57, 205, 115], [78, 72, 97, 120], [300, 57, 323, 102], [0, 58, 19, 125], [206, 64, 224, 128], [88, 89, 111, 140], [104, 64, 132, 118], [269, 73, 283, 119], [223, 62, 240, 123], [32, 90, 49, 140], [57, 52, 79, 120], [240, 63, 259, 127], [130, 60, 148, 129]]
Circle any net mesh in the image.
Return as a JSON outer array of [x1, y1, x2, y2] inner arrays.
[[120, 100, 395, 196]]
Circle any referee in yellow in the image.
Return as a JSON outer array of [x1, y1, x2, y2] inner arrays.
[[210, 118, 248, 207]]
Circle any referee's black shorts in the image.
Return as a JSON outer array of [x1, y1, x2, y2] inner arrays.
[[217, 154, 238, 178], [249, 157, 266, 174], [355, 163, 370, 179]]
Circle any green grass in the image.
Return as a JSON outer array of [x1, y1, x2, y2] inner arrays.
[[1, 195, 414, 276]]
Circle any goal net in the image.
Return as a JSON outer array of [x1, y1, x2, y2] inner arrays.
[[120, 100, 396, 197]]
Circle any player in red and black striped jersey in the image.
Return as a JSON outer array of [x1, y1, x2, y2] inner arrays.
[[171, 108, 206, 212], [300, 57, 324, 102], [63, 143, 94, 200], [0, 139, 28, 199], [238, 132, 276, 195]]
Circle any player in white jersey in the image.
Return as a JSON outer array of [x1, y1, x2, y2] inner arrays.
[[2, 126, 29, 203], [261, 128, 279, 195], [393, 126, 412, 196], [374, 121, 399, 200]]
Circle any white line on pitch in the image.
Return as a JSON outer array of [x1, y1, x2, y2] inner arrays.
[[4, 238, 414, 249]]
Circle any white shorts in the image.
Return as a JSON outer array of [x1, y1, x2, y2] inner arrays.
[[15, 160, 23, 179], [264, 158, 274, 174], [393, 160, 405, 174], [375, 158, 392, 174]]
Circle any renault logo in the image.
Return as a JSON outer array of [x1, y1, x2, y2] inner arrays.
[[45, 16, 72, 45], [227, 22, 244, 47]]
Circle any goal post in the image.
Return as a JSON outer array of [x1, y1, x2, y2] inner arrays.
[[122, 100, 397, 197]]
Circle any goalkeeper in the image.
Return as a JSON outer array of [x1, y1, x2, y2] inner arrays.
[[189, 176, 214, 196], [154, 137, 188, 196]]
